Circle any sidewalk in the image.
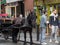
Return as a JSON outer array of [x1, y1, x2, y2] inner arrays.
[[0, 32, 60, 45], [18, 32, 60, 45]]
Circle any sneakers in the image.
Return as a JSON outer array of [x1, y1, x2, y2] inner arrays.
[[55, 40, 59, 43], [49, 39, 52, 42], [41, 42, 47, 45], [49, 39, 59, 43]]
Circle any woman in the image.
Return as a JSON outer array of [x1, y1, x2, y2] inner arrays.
[[49, 9, 59, 43]]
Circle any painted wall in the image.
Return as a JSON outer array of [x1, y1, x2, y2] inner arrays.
[[24, 0, 33, 11]]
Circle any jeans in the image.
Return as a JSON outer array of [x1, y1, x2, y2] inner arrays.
[[39, 27, 46, 43], [50, 25, 58, 41]]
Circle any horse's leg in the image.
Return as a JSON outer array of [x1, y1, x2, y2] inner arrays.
[[24, 30, 26, 45], [17, 29, 20, 41]]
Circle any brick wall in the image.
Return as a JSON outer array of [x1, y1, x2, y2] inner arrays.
[[24, 0, 33, 12]]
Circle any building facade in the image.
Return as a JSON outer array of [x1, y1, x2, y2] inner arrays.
[[24, 0, 33, 15], [5, 0, 34, 18], [6, 0, 24, 18], [34, 0, 60, 35], [0, 0, 6, 14], [45, 0, 60, 16], [34, 0, 60, 16]]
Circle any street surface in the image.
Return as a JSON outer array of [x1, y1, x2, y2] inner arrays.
[[0, 33, 60, 45]]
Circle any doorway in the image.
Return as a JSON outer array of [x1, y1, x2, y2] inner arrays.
[[11, 7, 15, 16], [17, 1, 24, 17]]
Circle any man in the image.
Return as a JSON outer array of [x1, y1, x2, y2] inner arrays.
[[27, 10, 36, 27], [49, 9, 59, 43], [12, 14, 23, 43], [40, 11, 47, 45]]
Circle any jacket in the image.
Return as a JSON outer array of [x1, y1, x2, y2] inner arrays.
[[13, 17, 23, 25], [40, 14, 47, 28], [49, 13, 59, 26]]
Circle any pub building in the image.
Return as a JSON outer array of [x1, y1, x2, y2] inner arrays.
[[0, 0, 8, 22], [34, 0, 60, 36], [0, 0, 34, 41], [44, 0, 60, 36], [0, 0, 34, 23], [0, 0, 24, 23], [0, 0, 6, 16], [0, 0, 34, 18], [6, 0, 33, 18], [6, 0, 25, 18], [0, 0, 25, 23]]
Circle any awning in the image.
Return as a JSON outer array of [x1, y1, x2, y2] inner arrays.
[[0, 0, 6, 4], [6, 0, 23, 3], [0, 14, 8, 16]]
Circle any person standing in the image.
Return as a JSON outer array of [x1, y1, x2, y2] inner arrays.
[[36, 11, 40, 41], [27, 10, 36, 28], [40, 11, 47, 45], [12, 14, 23, 43], [49, 9, 59, 43]]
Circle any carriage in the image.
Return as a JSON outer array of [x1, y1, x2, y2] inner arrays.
[[0, 18, 13, 40], [0, 12, 36, 45]]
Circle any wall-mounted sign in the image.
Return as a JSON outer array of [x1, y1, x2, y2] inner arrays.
[[6, 0, 23, 3], [0, 0, 6, 4], [7, 2, 18, 6]]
